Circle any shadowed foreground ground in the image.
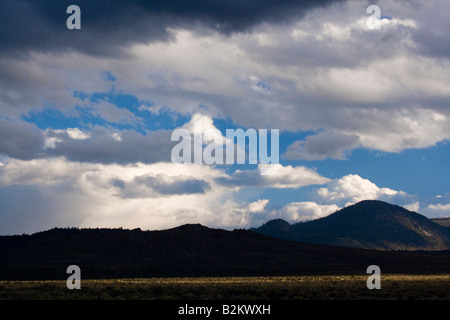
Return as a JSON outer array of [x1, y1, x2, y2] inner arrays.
[[1, 274, 449, 300]]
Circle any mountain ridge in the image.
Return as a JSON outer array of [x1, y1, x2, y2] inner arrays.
[[1, 200, 449, 280], [252, 200, 450, 250], [0, 222, 449, 280]]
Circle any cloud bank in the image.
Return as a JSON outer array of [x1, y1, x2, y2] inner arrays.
[[0, 0, 449, 234]]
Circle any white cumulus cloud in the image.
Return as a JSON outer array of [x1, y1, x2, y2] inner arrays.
[[316, 174, 398, 205], [421, 203, 450, 218], [278, 202, 339, 223]]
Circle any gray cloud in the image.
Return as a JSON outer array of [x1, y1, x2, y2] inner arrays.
[[283, 131, 360, 160], [0, 119, 44, 159], [91, 101, 144, 126], [0, 119, 175, 164], [409, 0, 450, 59], [113, 174, 211, 198], [1, 0, 449, 159], [138, 175, 210, 195], [0, 182, 89, 235], [44, 126, 174, 164], [0, 57, 79, 117], [0, 0, 343, 58], [412, 27, 450, 59]]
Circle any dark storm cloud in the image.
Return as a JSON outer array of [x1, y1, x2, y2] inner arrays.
[[0, 0, 343, 57]]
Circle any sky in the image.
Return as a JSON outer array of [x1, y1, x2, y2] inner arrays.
[[0, 0, 449, 235]]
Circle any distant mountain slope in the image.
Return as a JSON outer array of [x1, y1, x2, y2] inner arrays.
[[253, 200, 450, 250], [432, 217, 450, 228], [1, 222, 449, 280]]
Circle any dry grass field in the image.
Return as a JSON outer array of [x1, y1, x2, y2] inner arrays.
[[0, 274, 449, 300]]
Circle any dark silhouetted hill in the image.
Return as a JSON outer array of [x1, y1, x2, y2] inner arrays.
[[0, 221, 449, 280], [253, 200, 450, 250]]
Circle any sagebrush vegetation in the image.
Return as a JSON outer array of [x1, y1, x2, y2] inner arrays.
[[1, 274, 449, 300]]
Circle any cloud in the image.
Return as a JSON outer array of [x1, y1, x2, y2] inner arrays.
[[278, 201, 339, 222], [274, 175, 447, 221], [43, 125, 174, 164], [248, 199, 269, 213], [421, 203, 450, 218], [0, 114, 272, 168], [0, 119, 44, 160], [314, 174, 417, 208], [2, 0, 450, 156], [271, 175, 424, 223], [0, 157, 229, 234], [0, 0, 343, 58], [0, 153, 333, 234], [91, 101, 143, 126], [403, 201, 420, 213], [65, 128, 90, 140], [0, 155, 327, 234], [0, 55, 91, 117], [0, 157, 94, 187], [0, 182, 90, 235], [1, 0, 449, 235], [181, 112, 228, 147], [216, 164, 330, 189], [138, 174, 210, 195], [113, 174, 211, 198], [0, 113, 268, 166], [283, 131, 360, 160], [410, 0, 450, 58]]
